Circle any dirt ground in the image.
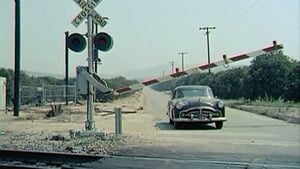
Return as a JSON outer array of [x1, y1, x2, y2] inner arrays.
[[1, 91, 299, 156], [0, 91, 155, 155]]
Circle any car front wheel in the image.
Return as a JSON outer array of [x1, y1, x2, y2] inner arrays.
[[174, 122, 181, 129], [169, 118, 174, 125], [215, 121, 223, 129]]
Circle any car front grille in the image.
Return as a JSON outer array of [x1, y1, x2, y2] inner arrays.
[[180, 109, 220, 118]]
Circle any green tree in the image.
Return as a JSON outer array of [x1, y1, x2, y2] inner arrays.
[[207, 68, 247, 99], [105, 76, 138, 89], [285, 61, 300, 101], [246, 51, 292, 100]]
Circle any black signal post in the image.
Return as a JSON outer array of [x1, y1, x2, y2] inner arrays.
[[65, 31, 69, 105], [14, 0, 21, 116], [93, 22, 99, 73]]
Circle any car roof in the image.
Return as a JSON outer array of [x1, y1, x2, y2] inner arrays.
[[174, 85, 210, 91]]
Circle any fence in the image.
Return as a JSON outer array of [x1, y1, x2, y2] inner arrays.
[[20, 84, 77, 105]]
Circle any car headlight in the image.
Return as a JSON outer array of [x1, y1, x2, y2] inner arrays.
[[217, 101, 225, 109], [175, 100, 189, 109]]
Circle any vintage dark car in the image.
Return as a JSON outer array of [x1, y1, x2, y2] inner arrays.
[[167, 85, 226, 129]]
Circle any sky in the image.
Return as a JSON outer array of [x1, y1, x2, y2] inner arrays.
[[0, 0, 299, 79]]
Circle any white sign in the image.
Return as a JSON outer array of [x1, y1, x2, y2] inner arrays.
[[72, 0, 107, 28]]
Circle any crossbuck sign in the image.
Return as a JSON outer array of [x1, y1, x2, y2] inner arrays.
[[72, 0, 107, 27]]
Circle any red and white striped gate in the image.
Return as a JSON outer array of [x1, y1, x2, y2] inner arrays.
[[114, 41, 283, 95]]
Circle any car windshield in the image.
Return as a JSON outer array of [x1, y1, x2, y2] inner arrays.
[[176, 88, 214, 99]]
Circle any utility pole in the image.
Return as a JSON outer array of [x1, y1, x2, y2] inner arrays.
[[199, 26, 216, 74], [178, 52, 188, 71], [14, 0, 21, 116], [170, 61, 175, 73]]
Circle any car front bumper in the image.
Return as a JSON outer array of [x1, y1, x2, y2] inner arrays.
[[173, 117, 226, 123]]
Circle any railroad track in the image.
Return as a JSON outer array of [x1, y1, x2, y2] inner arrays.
[[0, 149, 103, 168]]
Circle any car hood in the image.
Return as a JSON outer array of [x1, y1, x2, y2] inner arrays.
[[173, 97, 217, 107]]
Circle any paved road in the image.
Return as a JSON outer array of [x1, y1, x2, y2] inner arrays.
[[84, 87, 300, 169]]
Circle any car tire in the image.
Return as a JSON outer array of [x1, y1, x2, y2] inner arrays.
[[215, 121, 223, 129], [169, 118, 174, 125], [174, 122, 181, 129]]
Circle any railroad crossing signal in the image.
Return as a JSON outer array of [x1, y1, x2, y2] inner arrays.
[[94, 32, 113, 52], [67, 33, 86, 52], [72, 0, 108, 28], [67, 32, 113, 52], [70, 0, 112, 52], [70, 0, 113, 131]]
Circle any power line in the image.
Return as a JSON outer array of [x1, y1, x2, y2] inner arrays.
[[218, 0, 260, 39], [238, 0, 260, 20]]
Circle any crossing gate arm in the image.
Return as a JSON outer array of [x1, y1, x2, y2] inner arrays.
[[114, 41, 283, 95], [76, 66, 113, 94], [114, 83, 144, 95]]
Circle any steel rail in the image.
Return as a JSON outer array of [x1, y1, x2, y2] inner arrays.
[[0, 164, 43, 169], [0, 149, 102, 165]]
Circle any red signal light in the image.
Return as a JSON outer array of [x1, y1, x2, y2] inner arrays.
[[67, 33, 86, 52], [94, 32, 113, 52]]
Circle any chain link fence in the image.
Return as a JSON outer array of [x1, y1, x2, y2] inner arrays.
[[20, 85, 77, 106]]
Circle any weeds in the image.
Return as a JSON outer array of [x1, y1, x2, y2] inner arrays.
[[226, 98, 300, 108]]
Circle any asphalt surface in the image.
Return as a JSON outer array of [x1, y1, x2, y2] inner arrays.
[[83, 87, 300, 169]]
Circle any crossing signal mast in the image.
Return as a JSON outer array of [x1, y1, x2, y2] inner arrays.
[[67, 0, 113, 131]]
